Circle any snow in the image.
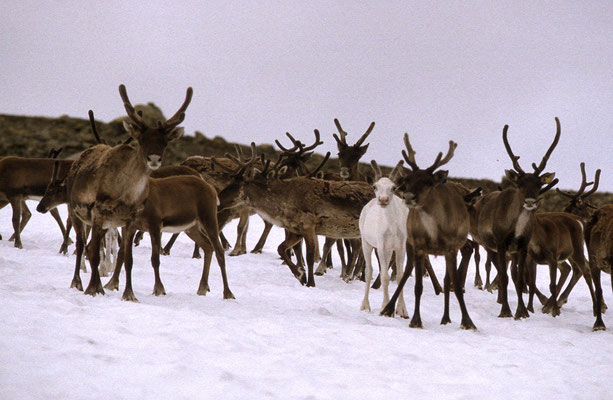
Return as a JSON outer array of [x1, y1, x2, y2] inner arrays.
[[0, 202, 611, 399]]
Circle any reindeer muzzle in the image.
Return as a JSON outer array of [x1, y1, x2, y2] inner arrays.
[[36, 203, 49, 214], [147, 155, 162, 170], [340, 167, 350, 179], [378, 196, 390, 206], [523, 198, 538, 211], [403, 192, 417, 207]]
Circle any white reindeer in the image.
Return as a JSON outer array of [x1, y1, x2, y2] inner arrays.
[[359, 160, 408, 318]]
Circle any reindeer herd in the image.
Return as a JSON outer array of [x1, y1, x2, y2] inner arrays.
[[1, 84, 612, 333]]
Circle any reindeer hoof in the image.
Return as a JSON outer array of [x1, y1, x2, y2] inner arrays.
[[71, 279, 83, 291], [461, 318, 477, 331], [409, 317, 423, 329], [152, 285, 166, 296], [197, 284, 210, 296], [440, 315, 451, 325], [223, 290, 235, 300], [593, 321, 606, 331]]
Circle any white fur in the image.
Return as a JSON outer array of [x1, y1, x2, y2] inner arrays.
[[358, 177, 409, 317]]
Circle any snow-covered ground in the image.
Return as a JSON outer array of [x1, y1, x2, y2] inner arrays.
[[0, 202, 611, 399]]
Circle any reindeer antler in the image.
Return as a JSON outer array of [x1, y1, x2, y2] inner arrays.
[[160, 87, 193, 130], [401, 133, 419, 170], [532, 117, 561, 175], [426, 140, 457, 172], [370, 160, 383, 181], [582, 168, 601, 199], [119, 84, 148, 129], [88, 110, 105, 145], [333, 118, 348, 146], [502, 124, 526, 175], [306, 152, 331, 178], [355, 122, 375, 147]]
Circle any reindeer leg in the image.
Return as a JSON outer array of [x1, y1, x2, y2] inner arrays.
[[360, 241, 374, 312], [205, 224, 235, 299], [409, 254, 424, 328], [316, 237, 335, 276], [84, 225, 106, 297], [336, 239, 346, 271], [484, 251, 494, 292], [591, 265, 605, 330], [303, 232, 317, 288], [70, 220, 86, 291], [277, 232, 307, 285], [447, 252, 477, 330], [457, 241, 473, 292], [394, 247, 408, 319], [380, 249, 413, 318], [229, 212, 249, 256], [542, 261, 560, 317], [556, 261, 572, 297], [251, 220, 273, 254], [192, 242, 201, 259], [473, 242, 483, 289], [149, 227, 166, 296], [59, 213, 73, 254], [527, 258, 537, 313], [133, 231, 144, 247], [371, 248, 382, 289], [441, 270, 451, 325], [185, 229, 213, 296], [495, 245, 512, 318], [425, 257, 442, 295], [120, 226, 138, 302], [9, 198, 23, 248], [162, 233, 180, 255], [556, 262, 581, 307], [104, 228, 125, 291], [513, 249, 529, 319]]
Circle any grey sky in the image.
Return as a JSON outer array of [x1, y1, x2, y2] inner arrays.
[[2, 1, 612, 190]]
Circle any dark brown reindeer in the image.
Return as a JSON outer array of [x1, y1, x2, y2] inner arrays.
[[558, 163, 611, 330], [381, 134, 476, 330], [0, 150, 73, 251], [471, 118, 560, 319], [316, 118, 374, 279], [217, 143, 373, 287], [61, 84, 193, 300]]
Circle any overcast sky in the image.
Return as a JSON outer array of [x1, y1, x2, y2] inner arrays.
[[2, 1, 612, 190]]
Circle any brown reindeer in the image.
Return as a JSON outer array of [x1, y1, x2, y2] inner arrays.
[[316, 118, 374, 279], [217, 143, 373, 287], [471, 118, 560, 319], [524, 212, 596, 317], [381, 134, 476, 330], [0, 150, 73, 251], [61, 84, 193, 300], [558, 163, 611, 330]]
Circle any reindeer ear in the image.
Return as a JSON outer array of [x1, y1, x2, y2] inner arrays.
[[278, 165, 288, 177], [434, 170, 448, 183], [166, 127, 184, 142], [315, 171, 325, 180], [540, 172, 555, 184], [266, 170, 277, 180], [122, 120, 141, 139], [505, 169, 519, 182]]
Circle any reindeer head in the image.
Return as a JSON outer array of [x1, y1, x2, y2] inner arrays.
[[275, 129, 323, 177], [333, 119, 375, 180], [37, 160, 67, 214], [368, 160, 404, 207], [558, 162, 601, 219], [502, 117, 561, 210], [119, 84, 192, 171], [394, 133, 456, 208]]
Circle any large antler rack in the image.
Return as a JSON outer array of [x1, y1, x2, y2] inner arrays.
[[213, 142, 258, 178], [557, 162, 601, 200], [333, 119, 375, 147]]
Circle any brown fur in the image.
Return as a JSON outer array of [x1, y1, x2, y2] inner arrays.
[[0, 156, 73, 249]]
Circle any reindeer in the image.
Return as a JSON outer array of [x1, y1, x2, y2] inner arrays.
[[359, 160, 408, 318], [469, 118, 560, 319], [558, 163, 611, 330], [381, 134, 476, 330], [524, 211, 596, 317], [104, 175, 233, 299], [217, 143, 373, 287], [316, 118, 374, 279], [60, 84, 193, 301], [0, 150, 73, 251]]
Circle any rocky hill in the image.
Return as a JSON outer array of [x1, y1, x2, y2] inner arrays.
[[1, 105, 609, 212]]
